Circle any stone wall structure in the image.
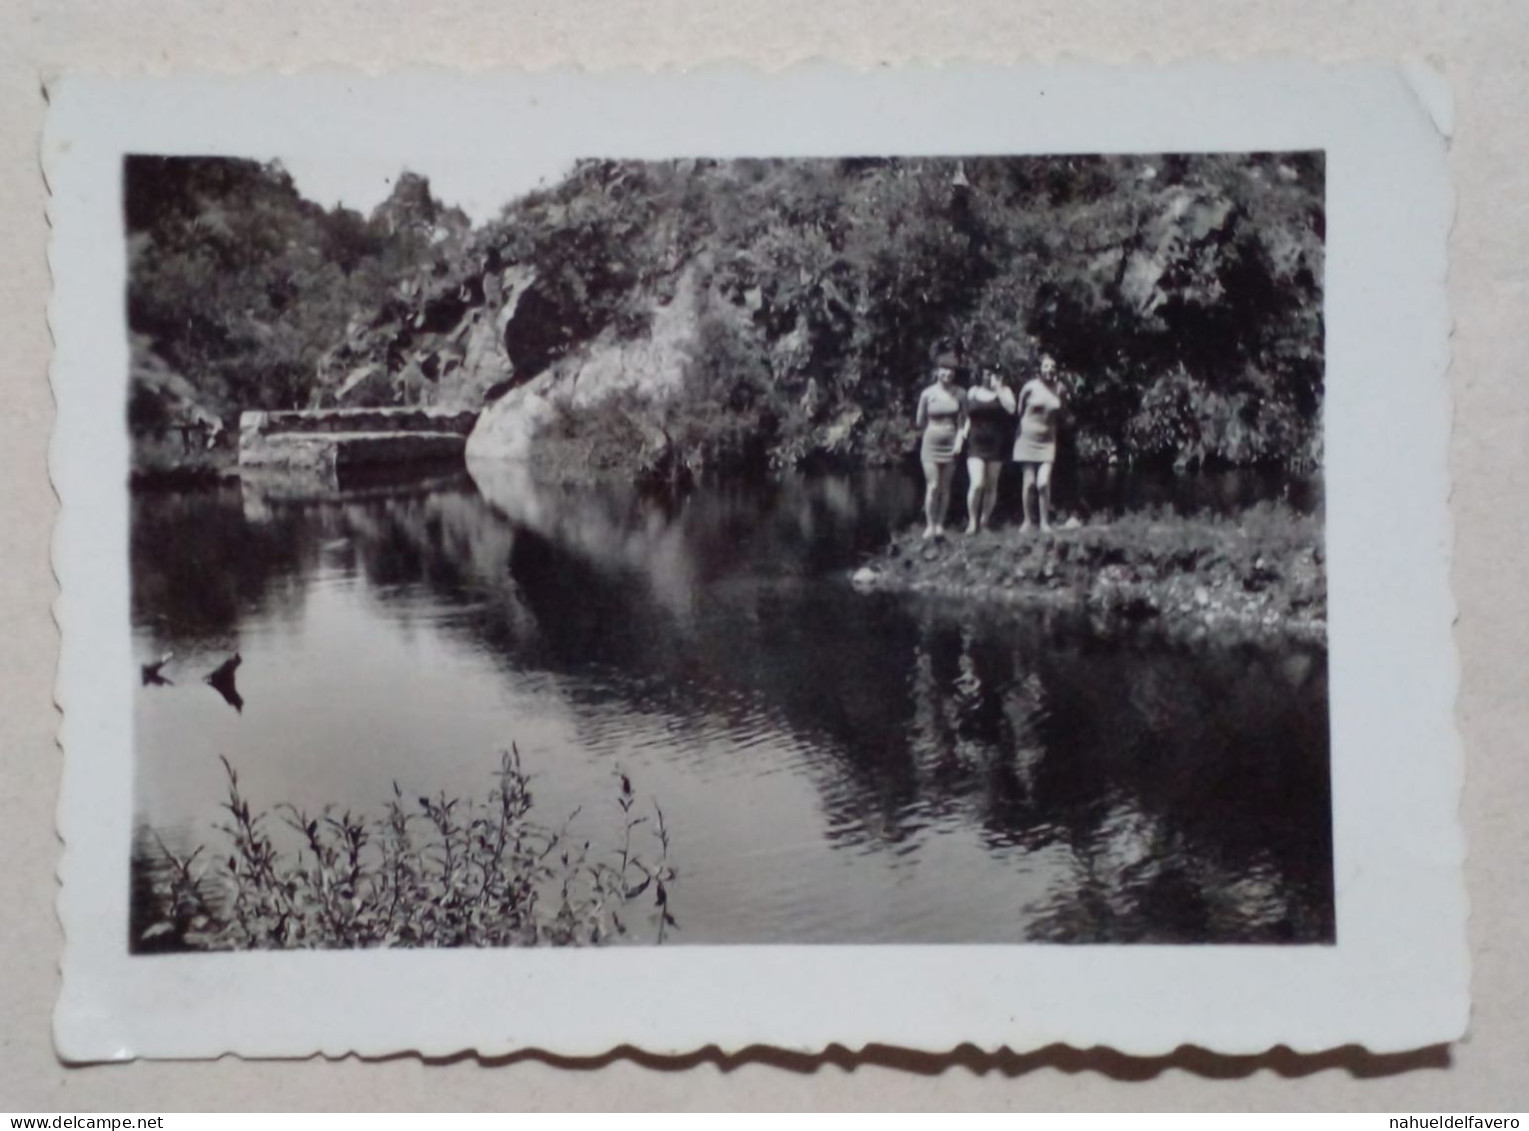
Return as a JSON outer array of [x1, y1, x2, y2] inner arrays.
[[239, 407, 477, 476]]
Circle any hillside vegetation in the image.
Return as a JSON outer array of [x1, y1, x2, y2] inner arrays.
[[127, 152, 1324, 483]]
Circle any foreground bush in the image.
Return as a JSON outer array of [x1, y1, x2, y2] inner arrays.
[[140, 746, 677, 950]]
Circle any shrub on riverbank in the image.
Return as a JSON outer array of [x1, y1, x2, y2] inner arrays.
[[137, 747, 677, 950], [128, 434, 239, 485], [854, 502, 1325, 641]]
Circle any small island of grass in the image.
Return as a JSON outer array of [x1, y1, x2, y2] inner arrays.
[[852, 503, 1325, 644]]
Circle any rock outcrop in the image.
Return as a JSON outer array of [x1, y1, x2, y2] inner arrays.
[[466, 269, 700, 463], [319, 262, 541, 413]]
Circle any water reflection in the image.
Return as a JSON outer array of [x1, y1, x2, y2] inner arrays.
[[131, 465, 1332, 945], [1067, 464, 1323, 518], [140, 653, 173, 686], [203, 653, 244, 713]]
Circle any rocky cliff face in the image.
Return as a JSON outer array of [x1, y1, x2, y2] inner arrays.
[[318, 261, 541, 413], [466, 268, 699, 462]]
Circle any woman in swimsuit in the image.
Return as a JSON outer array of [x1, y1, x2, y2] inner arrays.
[[962, 368, 1018, 534], [1013, 354, 1065, 533], [914, 352, 967, 540]]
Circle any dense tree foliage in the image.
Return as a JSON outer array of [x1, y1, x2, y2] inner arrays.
[[124, 156, 467, 432], [127, 152, 1323, 475]]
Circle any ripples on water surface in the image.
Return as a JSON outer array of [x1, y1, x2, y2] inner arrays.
[[131, 465, 1332, 945]]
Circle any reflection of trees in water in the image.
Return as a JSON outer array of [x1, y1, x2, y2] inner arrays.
[[1070, 465, 1323, 520], [1007, 634, 1333, 943], [133, 474, 535, 653], [132, 487, 314, 649], [815, 600, 1332, 942], [468, 459, 918, 604], [134, 471, 1333, 943], [1024, 799, 1306, 943]]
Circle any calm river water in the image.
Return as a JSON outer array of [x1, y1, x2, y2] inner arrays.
[[131, 464, 1332, 946]]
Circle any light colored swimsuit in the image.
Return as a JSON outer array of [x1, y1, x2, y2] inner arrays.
[[918, 385, 965, 464], [1013, 379, 1061, 463]]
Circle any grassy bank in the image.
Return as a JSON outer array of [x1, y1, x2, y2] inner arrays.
[[853, 503, 1325, 643]]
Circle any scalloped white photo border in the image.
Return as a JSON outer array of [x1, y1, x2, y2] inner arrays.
[[46, 62, 1464, 1061]]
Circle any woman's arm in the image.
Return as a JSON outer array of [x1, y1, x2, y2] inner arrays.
[[915, 386, 929, 431], [997, 384, 1018, 414]]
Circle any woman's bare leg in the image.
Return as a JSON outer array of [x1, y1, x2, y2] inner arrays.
[[1036, 461, 1054, 533], [1020, 465, 1038, 532], [965, 457, 987, 533], [981, 460, 1003, 528], [922, 457, 942, 538], [933, 460, 956, 534]]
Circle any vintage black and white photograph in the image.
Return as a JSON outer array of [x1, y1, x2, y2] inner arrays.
[[123, 147, 1331, 951], [48, 66, 1462, 1058]]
